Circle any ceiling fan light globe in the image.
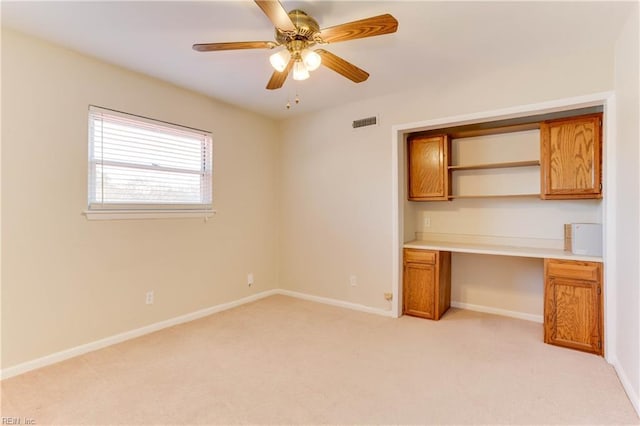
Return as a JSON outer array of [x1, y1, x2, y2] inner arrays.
[[292, 61, 310, 81], [302, 49, 321, 71], [269, 50, 290, 72]]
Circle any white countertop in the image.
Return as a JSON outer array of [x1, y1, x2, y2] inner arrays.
[[403, 239, 603, 262]]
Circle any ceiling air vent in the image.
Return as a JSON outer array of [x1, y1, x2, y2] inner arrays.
[[352, 116, 378, 129]]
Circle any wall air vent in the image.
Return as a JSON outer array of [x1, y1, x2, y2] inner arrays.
[[352, 116, 378, 129]]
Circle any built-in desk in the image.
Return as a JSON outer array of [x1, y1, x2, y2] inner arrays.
[[403, 239, 603, 263], [402, 239, 604, 355]]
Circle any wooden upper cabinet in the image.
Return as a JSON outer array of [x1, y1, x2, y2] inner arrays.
[[540, 113, 602, 199], [407, 134, 450, 201]]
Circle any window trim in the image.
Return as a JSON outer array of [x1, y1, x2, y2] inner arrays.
[[86, 106, 213, 220], [83, 209, 216, 221]]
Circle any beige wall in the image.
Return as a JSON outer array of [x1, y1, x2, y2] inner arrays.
[[279, 46, 614, 313], [1, 29, 281, 368], [613, 5, 640, 409]]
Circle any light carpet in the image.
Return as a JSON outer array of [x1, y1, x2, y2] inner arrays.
[[1, 295, 638, 425]]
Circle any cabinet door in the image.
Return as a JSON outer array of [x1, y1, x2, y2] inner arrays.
[[403, 262, 436, 319], [407, 135, 449, 201], [544, 258, 603, 355], [540, 113, 602, 199], [544, 277, 601, 354]]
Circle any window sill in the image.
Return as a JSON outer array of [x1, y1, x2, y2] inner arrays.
[[83, 209, 216, 221]]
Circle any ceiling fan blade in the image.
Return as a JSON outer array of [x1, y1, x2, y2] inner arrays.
[[316, 49, 369, 83], [193, 41, 277, 52], [266, 58, 294, 90], [319, 14, 398, 44], [255, 0, 296, 32]]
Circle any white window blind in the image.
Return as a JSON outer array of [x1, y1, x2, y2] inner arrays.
[[88, 106, 212, 212]]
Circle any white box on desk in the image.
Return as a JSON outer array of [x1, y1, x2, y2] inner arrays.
[[564, 223, 602, 256]]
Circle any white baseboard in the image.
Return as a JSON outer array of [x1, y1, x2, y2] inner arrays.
[[451, 301, 543, 323], [0, 289, 279, 380], [0, 289, 393, 380], [611, 356, 640, 418], [276, 289, 394, 317]]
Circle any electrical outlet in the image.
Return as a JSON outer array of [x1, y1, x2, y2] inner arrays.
[[247, 273, 254, 287], [145, 291, 154, 305], [349, 275, 357, 287], [423, 217, 431, 228]]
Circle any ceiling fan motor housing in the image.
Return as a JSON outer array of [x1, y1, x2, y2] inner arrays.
[[275, 9, 320, 46]]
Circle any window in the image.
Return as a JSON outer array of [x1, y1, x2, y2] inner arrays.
[[87, 106, 212, 219]]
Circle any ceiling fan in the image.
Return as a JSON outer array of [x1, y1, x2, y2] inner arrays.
[[193, 0, 398, 90]]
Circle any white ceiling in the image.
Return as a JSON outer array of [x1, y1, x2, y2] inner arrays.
[[1, 1, 634, 119]]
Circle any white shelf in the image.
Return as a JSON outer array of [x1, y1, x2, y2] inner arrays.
[[447, 193, 540, 200], [448, 160, 540, 171], [403, 239, 602, 263]]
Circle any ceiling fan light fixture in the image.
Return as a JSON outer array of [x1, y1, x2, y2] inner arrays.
[[301, 49, 321, 71], [292, 60, 310, 80], [269, 49, 291, 72]]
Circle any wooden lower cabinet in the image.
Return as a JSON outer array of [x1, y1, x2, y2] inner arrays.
[[544, 258, 603, 355], [403, 249, 451, 320]]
